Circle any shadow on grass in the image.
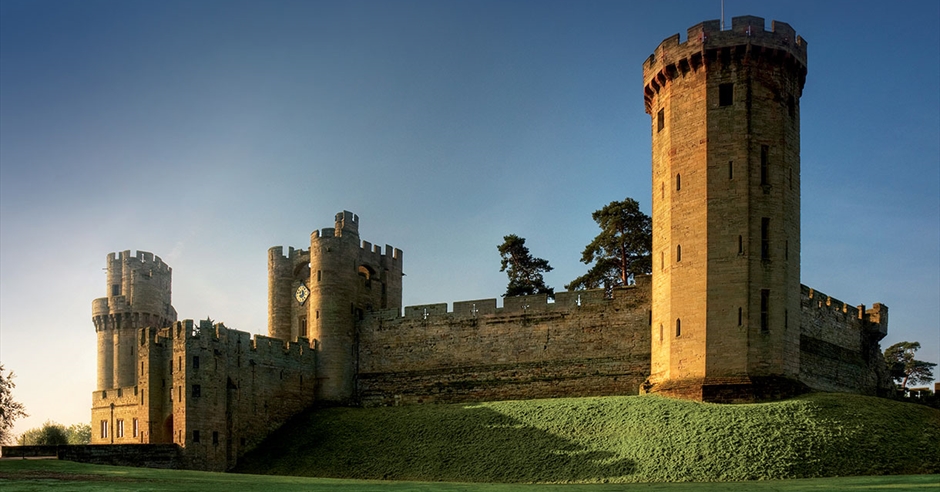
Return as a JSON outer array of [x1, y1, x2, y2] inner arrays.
[[235, 403, 634, 483]]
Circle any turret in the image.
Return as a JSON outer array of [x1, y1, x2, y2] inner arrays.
[[268, 211, 402, 403], [645, 16, 807, 401], [92, 250, 177, 390]]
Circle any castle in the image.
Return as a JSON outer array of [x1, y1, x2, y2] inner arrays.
[[90, 16, 892, 471]]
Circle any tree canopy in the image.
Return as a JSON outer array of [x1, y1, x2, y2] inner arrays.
[[0, 364, 28, 444], [566, 198, 652, 291], [884, 341, 937, 390], [498, 234, 554, 298], [17, 421, 90, 445]]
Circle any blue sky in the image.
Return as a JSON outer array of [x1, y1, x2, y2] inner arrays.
[[1, 0, 937, 435]]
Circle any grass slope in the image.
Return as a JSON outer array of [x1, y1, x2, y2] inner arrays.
[[235, 393, 940, 483]]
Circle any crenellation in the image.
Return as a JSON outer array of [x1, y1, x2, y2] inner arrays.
[[90, 15, 892, 471]]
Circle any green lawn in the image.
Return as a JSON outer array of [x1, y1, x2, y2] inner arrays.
[[236, 393, 940, 483], [1, 460, 938, 491]]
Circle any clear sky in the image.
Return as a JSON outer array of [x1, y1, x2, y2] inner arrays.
[[1, 0, 938, 436]]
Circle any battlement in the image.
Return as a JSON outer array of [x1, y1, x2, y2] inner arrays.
[[268, 246, 309, 262], [108, 250, 172, 275], [359, 241, 403, 265], [158, 319, 315, 360], [370, 275, 652, 322], [643, 15, 807, 113], [801, 284, 888, 339]]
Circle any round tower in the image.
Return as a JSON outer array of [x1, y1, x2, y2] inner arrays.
[[644, 16, 807, 401], [308, 211, 363, 403], [92, 250, 177, 390]]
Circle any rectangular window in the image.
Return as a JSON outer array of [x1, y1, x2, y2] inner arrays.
[[213, 431, 219, 445], [728, 160, 733, 180], [111, 284, 120, 296], [192, 356, 199, 369], [116, 419, 124, 438], [178, 386, 182, 402], [193, 430, 200, 443], [760, 289, 770, 333], [192, 384, 201, 398], [100, 420, 109, 439], [657, 108, 665, 132], [719, 83, 734, 106], [738, 307, 743, 326], [133, 418, 139, 438], [760, 145, 769, 185], [761, 218, 770, 260]]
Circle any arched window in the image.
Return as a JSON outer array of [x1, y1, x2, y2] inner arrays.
[[676, 244, 682, 262], [676, 173, 681, 191]]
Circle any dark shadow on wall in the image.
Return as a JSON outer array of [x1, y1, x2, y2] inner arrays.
[[233, 403, 635, 483]]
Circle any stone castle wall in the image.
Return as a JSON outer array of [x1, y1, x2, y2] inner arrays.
[[93, 319, 317, 471], [355, 277, 889, 405], [357, 277, 653, 405], [799, 285, 890, 395]]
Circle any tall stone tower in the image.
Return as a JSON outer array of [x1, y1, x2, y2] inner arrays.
[[268, 211, 403, 403], [92, 250, 177, 390], [644, 16, 807, 401]]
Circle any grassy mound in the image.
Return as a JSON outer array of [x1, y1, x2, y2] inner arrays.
[[234, 393, 940, 483]]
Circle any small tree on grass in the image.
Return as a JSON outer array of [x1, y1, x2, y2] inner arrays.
[[566, 198, 652, 292], [498, 234, 554, 298], [18, 420, 69, 445], [0, 363, 28, 444], [884, 341, 937, 390], [66, 422, 92, 444]]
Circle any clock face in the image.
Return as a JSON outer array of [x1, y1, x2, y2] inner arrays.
[[295, 284, 310, 304]]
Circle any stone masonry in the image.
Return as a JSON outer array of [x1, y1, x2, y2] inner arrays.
[[89, 16, 892, 472]]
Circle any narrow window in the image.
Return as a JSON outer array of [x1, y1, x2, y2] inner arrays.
[[133, 418, 139, 438], [761, 218, 770, 260], [760, 289, 770, 333], [178, 386, 182, 402], [787, 95, 795, 118], [140, 389, 144, 405], [738, 235, 743, 255], [192, 356, 200, 370], [785, 309, 788, 329], [719, 83, 734, 106], [213, 431, 219, 445], [738, 307, 743, 326], [659, 323, 663, 342], [192, 384, 201, 398], [657, 108, 665, 132], [116, 419, 124, 438], [728, 161, 734, 180], [193, 430, 200, 443], [788, 167, 793, 190], [785, 240, 789, 260], [661, 251, 664, 271], [675, 318, 681, 337], [676, 173, 681, 191], [100, 420, 108, 438], [317, 270, 322, 282], [661, 181, 665, 199], [300, 316, 307, 336], [111, 284, 120, 296], [178, 356, 182, 372], [760, 145, 769, 185], [676, 244, 682, 262]]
